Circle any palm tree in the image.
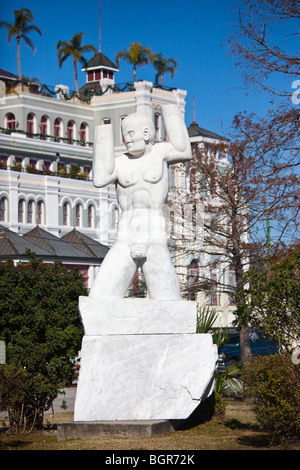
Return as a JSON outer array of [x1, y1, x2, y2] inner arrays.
[[115, 42, 153, 83], [0, 8, 42, 80], [57, 32, 97, 92], [152, 53, 177, 88]]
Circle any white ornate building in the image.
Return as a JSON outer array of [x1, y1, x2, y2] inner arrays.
[[0, 55, 236, 326], [0, 56, 186, 242]]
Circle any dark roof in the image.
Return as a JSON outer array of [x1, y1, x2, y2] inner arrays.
[[0, 68, 18, 81], [81, 52, 119, 71], [61, 228, 109, 259], [188, 122, 227, 141], [0, 225, 109, 263], [79, 81, 103, 96], [0, 225, 52, 258], [22, 226, 94, 259]]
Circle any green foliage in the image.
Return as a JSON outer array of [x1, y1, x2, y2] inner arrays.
[[69, 165, 80, 179], [242, 354, 300, 442], [196, 306, 218, 333], [214, 362, 242, 417], [0, 8, 42, 79], [196, 306, 242, 417], [244, 248, 300, 352], [0, 252, 86, 431], [115, 42, 153, 82], [152, 53, 177, 87], [56, 32, 97, 91]]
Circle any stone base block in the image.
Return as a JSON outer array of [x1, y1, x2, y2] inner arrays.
[[78, 297, 197, 335], [74, 333, 217, 422], [57, 419, 175, 441]]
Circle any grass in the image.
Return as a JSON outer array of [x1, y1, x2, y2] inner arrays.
[[1, 397, 299, 450]]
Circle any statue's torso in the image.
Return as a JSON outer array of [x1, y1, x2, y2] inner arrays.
[[115, 147, 169, 211]]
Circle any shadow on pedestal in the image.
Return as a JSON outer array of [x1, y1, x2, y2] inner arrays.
[[57, 378, 216, 441]]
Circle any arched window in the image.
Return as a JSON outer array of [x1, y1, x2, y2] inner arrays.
[[170, 210, 175, 237], [102, 117, 111, 125], [80, 122, 88, 146], [63, 201, 70, 226], [208, 259, 219, 306], [88, 204, 95, 228], [154, 113, 161, 140], [40, 115, 49, 140], [27, 113, 35, 137], [111, 206, 119, 230], [187, 258, 199, 301], [37, 200, 44, 225], [0, 197, 7, 221], [188, 259, 199, 283], [54, 118, 62, 142], [67, 120, 75, 144], [5, 113, 15, 130], [27, 200, 34, 223], [75, 203, 82, 227], [18, 199, 25, 223]]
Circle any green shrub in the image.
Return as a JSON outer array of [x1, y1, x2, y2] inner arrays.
[[242, 354, 300, 442], [0, 252, 86, 432], [0, 364, 58, 432]]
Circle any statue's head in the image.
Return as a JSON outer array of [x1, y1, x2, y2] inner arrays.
[[122, 112, 155, 157]]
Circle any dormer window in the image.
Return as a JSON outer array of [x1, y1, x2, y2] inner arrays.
[[87, 68, 114, 82], [102, 70, 113, 79]]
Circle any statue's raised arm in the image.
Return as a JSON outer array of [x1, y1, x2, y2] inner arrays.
[[161, 104, 192, 164], [93, 123, 117, 187]]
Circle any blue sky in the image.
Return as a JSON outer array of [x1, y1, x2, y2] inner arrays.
[[0, 0, 291, 136]]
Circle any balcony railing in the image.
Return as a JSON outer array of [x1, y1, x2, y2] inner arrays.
[[0, 127, 93, 147], [0, 162, 92, 181]]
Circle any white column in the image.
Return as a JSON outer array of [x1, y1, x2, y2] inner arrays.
[[8, 172, 19, 231], [45, 176, 60, 235], [134, 81, 153, 115], [174, 88, 187, 118]]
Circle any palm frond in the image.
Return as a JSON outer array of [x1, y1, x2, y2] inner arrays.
[[20, 34, 36, 54], [196, 306, 218, 333]]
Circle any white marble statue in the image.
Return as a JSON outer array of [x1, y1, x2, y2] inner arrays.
[[89, 105, 192, 301], [75, 104, 218, 423]]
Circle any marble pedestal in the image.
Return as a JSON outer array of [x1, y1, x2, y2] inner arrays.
[[74, 297, 217, 422]]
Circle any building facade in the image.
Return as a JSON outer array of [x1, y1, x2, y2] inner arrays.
[[0, 56, 237, 326], [0, 57, 187, 248], [172, 121, 237, 327]]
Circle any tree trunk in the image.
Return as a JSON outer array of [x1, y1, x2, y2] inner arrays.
[[17, 36, 21, 80], [133, 65, 136, 83], [161, 73, 164, 88], [73, 59, 78, 92], [232, 224, 251, 365], [240, 326, 252, 366]]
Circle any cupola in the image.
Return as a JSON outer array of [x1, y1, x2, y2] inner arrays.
[[81, 52, 119, 95]]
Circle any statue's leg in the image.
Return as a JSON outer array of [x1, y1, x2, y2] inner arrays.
[[141, 243, 181, 300], [89, 242, 138, 300]]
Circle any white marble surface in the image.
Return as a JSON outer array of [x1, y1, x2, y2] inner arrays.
[[74, 333, 217, 421], [89, 105, 192, 301], [79, 296, 197, 335], [74, 106, 215, 422]]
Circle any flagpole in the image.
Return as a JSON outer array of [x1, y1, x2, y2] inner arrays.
[[99, 0, 101, 52]]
